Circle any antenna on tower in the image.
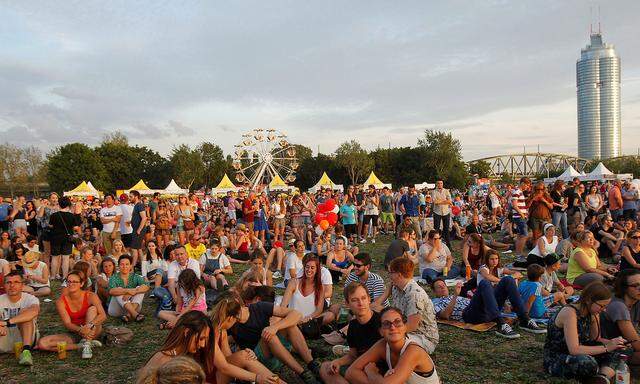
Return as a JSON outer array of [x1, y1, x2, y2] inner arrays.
[[590, 5, 593, 35], [598, 5, 601, 34]]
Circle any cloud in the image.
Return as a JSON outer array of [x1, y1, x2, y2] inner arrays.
[[169, 120, 195, 136]]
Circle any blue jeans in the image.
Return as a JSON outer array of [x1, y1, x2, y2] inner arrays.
[[421, 265, 461, 283], [462, 277, 527, 324], [152, 287, 175, 316], [610, 209, 623, 222], [552, 211, 569, 239]]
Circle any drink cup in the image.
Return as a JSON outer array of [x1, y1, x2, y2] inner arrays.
[[13, 341, 23, 359], [57, 341, 67, 360]]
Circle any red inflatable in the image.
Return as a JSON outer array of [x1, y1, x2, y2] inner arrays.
[[326, 212, 338, 226], [452, 205, 461, 216]]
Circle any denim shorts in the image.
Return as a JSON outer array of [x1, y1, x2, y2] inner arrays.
[[513, 217, 528, 236]]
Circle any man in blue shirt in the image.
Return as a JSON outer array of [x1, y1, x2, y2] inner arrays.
[[399, 186, 422, 240], [0, 197, 12, 232]]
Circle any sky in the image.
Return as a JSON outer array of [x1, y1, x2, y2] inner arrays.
[[1, 0, 639, 161]]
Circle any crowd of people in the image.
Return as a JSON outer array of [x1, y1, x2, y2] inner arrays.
[[0, 176, 639, 383]]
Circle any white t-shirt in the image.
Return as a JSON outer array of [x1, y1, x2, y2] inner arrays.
[[167, 259, 201, 280], [141, 258, 170, 277], [25, 261, 50, 288], [199, 252, 231, 269], [284, 254, 303, 281], [119, 204, 133, 235], [0, 292, 39, 320], [100, 205, 123, 233]]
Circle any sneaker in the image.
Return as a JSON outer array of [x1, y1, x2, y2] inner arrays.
[[332, 344, 350, 356], [299, 369, 320, 384], [81, 341, 93, 359], [371, 238, 376, 244], [494, 323, 520, 339], [521, 319, 547, 334], [18, 349, 33, 366], [272, 271, 282, 279], [89, 340, 103, 348], [359, 238, 366, 244]]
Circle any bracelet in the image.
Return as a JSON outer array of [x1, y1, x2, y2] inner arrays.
[[604, 344, 608, 353]]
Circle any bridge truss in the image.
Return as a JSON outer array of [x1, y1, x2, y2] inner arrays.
[[468, 152, 589, 179]]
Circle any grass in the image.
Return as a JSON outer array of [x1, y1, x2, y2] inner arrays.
[[0, 235, 575, 384]]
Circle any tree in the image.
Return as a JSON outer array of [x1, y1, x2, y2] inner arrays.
[[134, 146, 173, 188], [197, 142, 226, 189], [169, 144, 204, 189], [46, 143, 110, 192], [418, 129, 468, 188], [469, 160, 492, 179], [292, 144, 313, 161], [102, 130, 129, 146], [0, 143, 27, 197], [22, 146, 45, 195], [95, 141, 140, 191], [334, 140, 373, 185]]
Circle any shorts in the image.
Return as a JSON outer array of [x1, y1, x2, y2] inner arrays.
[[130, 231, 144, 250], [121, 233, 132, 248], [380, 212, 395, 224], [254, 334, 292, 371], [50, 237, 73, 256], [407, 332, 437, 354], [513, 217, 528, 236], [12, 219, 27, 230], [292, 217, 303, 228], [301, 216, 312, 225], [363, 215, 378, 227], [273, 218, 286, 228], [344, 224, 357, 237], [155, 228, 171, 236], [0, 321, 39, 353]]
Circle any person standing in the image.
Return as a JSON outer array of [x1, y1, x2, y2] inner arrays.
[[608, 180, 624, 222], [99, 194, 122, 256], [0, 196, 11, 233], [399, 186, 422, 241], [129, 191, 148, 267], [361, 185, 379, 244], [431, 180, 452, 246], [119, 194, 134, 250], [48, 197, 82, 280], [379, 187, 395, 235], [511, 178, 530, 258]]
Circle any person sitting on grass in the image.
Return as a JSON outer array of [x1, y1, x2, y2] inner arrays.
[[544, 281, 627, 383], [158, 269, 206, 329], [518, 264, 553, 319], [477, 249, 522, 286], [280, 254, 335, 327], [210, 291, 281, 384], [96, 257, 116, 304], [20, 250, 51, 297], [600, 269, 640, 365], [137, 356, 206, 384], [541, 253, 574, 306], [107, 254, 149, 323], [38, 270, 105, 359], [373, 257, 439, 353], [241, 252, 273, 287], [320, 282, 382, 384], [141, 240, 169, 291], [140, 311, 215, 382], [229, 282, 322, 384], [419, 229, 459, 283], [199, 239, 232, 291], [345, 306, 440, 384], [0, 271, 40, 365], [431, 270, 547, 338], [325, 237, 354, 283], [566, 230, 617, 287]]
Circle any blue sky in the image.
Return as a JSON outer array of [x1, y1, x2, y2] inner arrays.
[[1, 1, 639, 160]]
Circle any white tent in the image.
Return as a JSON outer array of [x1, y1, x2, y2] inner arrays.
[[161, 179, 188, 195], [544, 165, 583, 184], [580, 162, 633, 181], [414, 182, 436, 190]]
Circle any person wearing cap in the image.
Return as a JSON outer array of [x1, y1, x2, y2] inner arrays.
[[99, 194, 122, 257], [540, 253, 574, 306], [527, 223, 559, 267], [20, 251, 51, 297]]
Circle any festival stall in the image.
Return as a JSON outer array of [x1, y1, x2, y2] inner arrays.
[[544, 165, 583, 184], [268, 174, 297, 193], [308, 172, 344, 193], [414, 182, 435, 190], [63, 181, 103, 198], [160, 179, 188, 196], [362, 171, 392, 189], [211, 174, 240, 196], [580, 162, 633, 182], [124, 179, 157, 195]]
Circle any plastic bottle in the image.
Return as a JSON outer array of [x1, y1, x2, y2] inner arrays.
[[615, 354, 630, 384], [465, 265, 471, 280]]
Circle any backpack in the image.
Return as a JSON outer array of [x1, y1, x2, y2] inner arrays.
[[103, 326, 134, 347]]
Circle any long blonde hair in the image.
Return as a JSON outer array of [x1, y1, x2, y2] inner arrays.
[[137, 356, 205, 384]]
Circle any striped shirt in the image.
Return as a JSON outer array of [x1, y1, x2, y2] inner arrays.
[[510, 188, 527, 218], [344, 271, 389, 307]]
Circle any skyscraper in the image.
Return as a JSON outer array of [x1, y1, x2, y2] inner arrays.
[[577, 32, 621, 159]]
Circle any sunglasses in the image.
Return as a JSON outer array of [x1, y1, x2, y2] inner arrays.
[[631, 236, 640, 240], [353, 263, 365, 268], [381, 318, 404, 329]]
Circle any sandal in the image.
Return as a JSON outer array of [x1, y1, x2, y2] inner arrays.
[[158, 322, 168, 330], [121, 315, 130, 323], [135, 314, 145, 323]]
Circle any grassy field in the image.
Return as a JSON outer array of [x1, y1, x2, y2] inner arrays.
[[0, 235, 575, 384]]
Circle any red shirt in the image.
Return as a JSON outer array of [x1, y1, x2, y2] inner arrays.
[[243, 198, 255, 222]]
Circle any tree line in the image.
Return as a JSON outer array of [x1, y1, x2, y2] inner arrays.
[[1, 129, 476, 196]]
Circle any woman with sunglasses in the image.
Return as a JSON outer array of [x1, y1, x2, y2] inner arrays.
[[38, 270, 106, 358], [346, 307, 440, 384], [600, 269, 640, 365], [544, 282, 626, 382], [567, 231, 617, 287], [619, 229, 640, 271], [527, 181, 554, 241], [153, 199, 172, 249], [175, 195, 195, 245]]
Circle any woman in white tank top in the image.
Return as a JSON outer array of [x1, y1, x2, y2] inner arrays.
[[346, 307, 440, 384], [529, 223, 559, 257], [280, 255, 334, 324]]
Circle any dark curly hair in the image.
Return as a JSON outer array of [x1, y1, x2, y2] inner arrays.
[[178, 269, 203, 295]]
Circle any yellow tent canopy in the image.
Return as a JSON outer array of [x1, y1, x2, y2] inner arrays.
[[268, 174, 296, 192], [308, 172, 344, 192], [211, 174, 240, 195], [63, 181, 102, 197], [362, 171, 392, 189], [124, 180, 156, 195]]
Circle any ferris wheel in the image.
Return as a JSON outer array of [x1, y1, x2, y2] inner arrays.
[[232, 129, 298, 189]]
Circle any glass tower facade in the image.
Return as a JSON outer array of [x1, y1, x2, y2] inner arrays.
[[577, 33, 621, 159]]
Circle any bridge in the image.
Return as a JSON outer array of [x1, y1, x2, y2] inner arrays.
[[468, 152, 589, 179]]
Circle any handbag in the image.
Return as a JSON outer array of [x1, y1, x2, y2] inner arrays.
[[179, 208, 195, 230], [298, 317, 322, 339], [59, 212, 74, 242]]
